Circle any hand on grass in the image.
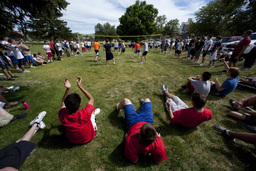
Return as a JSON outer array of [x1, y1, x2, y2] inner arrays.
[[76, 76, 82, 87], [64, 76, 71, 89]]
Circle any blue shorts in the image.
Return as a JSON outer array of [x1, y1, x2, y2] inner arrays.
[[124, 102, 153, 129], [9, 56, 18, 64], [135, 50, 140, 54]]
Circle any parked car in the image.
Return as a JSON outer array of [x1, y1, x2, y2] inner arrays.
[[222, 32, 256, 54], [219, 36, 242, 52]]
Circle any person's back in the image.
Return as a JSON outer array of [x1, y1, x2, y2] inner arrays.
[[135, 43, 140, 50], [172, 107, 212, 128], [59, 103, 95, 144], [191, 72, 212, 97], [104, 43, 111, 54]]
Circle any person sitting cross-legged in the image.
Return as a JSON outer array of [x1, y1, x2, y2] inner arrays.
[[116, 98, 167, 163], [161, 85, 212, 128], [58, 76, 101, 145]]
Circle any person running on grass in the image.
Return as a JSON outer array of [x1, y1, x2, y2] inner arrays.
[[140, 40, 148, 63], [93, 40, 101, 62], [116, 98, 167, 163], [132, 41, 141, 59], [59, 76, 101, 144], [104, 40, 115, 65]]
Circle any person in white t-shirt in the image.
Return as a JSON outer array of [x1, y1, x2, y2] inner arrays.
[[81, 41, 86, 53], [200, 34, 213, 66], [8, 39, 30, 73], [140, 40, 148, 63], [114, 41, 119, 53], [43, 41, 53, 62], [182, 72, 212, 97], [55, 40, 63, 60], [175, 39, 183, 59]]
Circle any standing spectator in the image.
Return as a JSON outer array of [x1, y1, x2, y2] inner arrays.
[[8, 39, 30, 73], [208, 36, 221, 68], [242, 42, 256, 70], [194, 37, 205, 63], [200, 34, 213, 66], [229, 30, 252, 67], [19, 39, 36, 68], [43, 41, 53, 61], [49, 40, 56, 60], [55, 40, 63, 60], [64, 40, 70, 57], [187, 37, 195, 57]]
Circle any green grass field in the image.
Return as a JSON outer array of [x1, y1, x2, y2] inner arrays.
[[1, 43, 255, 170]]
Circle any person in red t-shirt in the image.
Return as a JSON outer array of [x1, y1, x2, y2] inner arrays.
[[161, 85, 212, 128], [58, 76, 100, 144], [132, 41, 141, 59], [229, 30, 252, 67], [116, 98, 167, 163]]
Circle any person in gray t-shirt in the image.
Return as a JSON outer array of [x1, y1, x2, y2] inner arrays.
[[140, 40, 148, 63], [182, 72, 212, 97]]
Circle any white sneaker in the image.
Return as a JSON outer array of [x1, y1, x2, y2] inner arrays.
[[7, 86, 14, 90], [161, 84, 168, 95], [38, 121, 46, 129], [23, 70, 30, 73], [193, 61, 198, 63], [30, 111, 47, 126], [116, 103, 121, 112], [94, 108, 101, 115], [12, 86, 20, 92], [199, 63, 203, 66], [210, 66, 215, 68], [16, 68, 22, 71], [30, 66, 36, 68], [139, 61, 143, 63]]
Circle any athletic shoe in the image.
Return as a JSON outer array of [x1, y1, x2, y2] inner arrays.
[[116, 103, 121, 112], [161, 84, 168, 95], [139, 62, 143, 63], [199, 63, 204, 66], [193, 61, 198, 63], [7, 86, 14, 90], [243, 67, 252, 70], [23, 70, 30, 73], [213, 125, 235, 141], [38, 121, 46, 129], [229, 99, 238, 111], [131, 57, 134, 59], [16, 68, 22, 71], [94, 108, 101, 116], [140, 99, 145, 105], [30, 66, 36, 68], [30, 111, 47, 126], [7, 78, 15, 81], [12, 86, 20, 92], [210, 66, 215, 68]]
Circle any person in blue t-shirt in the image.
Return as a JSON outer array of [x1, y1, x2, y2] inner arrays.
[[210, 58, 240, 96]]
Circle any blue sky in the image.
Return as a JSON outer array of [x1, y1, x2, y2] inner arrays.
[[61, 0, 213, 34]]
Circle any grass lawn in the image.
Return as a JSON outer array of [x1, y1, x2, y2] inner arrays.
[[0, 43, 255, 170]]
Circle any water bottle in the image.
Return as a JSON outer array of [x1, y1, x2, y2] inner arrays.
[[22, 101, 30, 109]]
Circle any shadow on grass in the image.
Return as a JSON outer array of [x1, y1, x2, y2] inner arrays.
[[108, 139, 159, 168], [208, 137, 256, 170], [37, 124, 76, 149], [207, 94, 225, 101], [108, 109, 127, 131]]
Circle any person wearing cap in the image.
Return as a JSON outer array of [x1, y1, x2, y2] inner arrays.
[[116, 98, 167, 163]]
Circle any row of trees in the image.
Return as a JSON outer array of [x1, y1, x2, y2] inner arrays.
[[189, 0, 256, 36], [94, 1, 180, 40], [0, 0, 75, 40]]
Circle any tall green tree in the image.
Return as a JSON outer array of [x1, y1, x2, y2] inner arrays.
[[0, 0, 70, 39], [189, 0, 248, 36], [117, 0, 158, 38], [94, 22, 117, 40], [156, 15, 167, 34], [163, 19, 179, 37]]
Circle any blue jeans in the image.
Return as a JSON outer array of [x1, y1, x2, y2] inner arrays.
[[24, 55, 34, 65]]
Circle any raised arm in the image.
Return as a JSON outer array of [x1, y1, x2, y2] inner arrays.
[[221, 58, 230, 72], [61, 77, 71, 107], [76, 76, 94, 106]]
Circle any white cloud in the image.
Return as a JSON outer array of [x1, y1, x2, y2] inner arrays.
[[61, 0, 208, 34]]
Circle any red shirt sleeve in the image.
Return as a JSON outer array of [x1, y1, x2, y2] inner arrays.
[[124, 135, 139, 163], [152, 137, 167, 163], [172, 109, 187, 123], [80, 104, 95, 121]]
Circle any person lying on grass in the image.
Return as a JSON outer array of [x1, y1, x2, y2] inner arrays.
[[58, 76, 100, 144], [210, 58, 240, 96], [116, 98, 167, 163], [161, 85, 212, 128]]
